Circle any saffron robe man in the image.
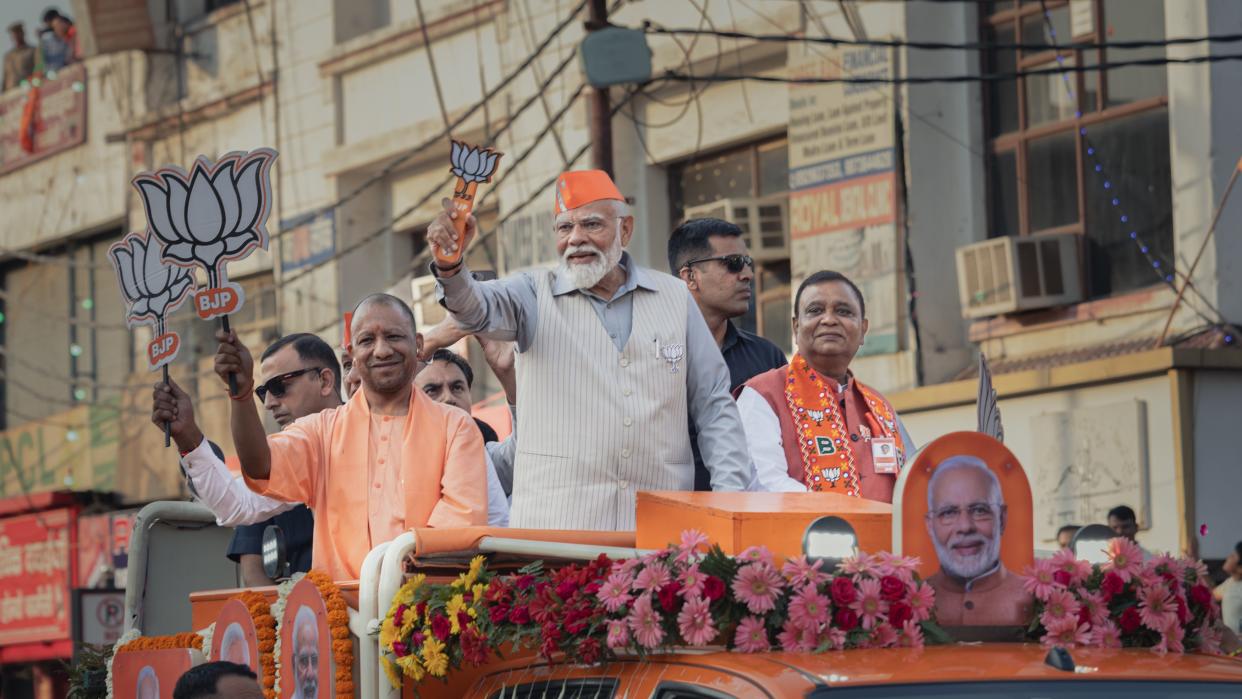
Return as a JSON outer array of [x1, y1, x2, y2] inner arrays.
[[216, 294, 488, 580], [738, 271, 913, 502], [426, 170, 751, 530]]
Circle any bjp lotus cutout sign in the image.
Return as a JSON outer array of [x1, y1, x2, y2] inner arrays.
[[108, 232, 194, 370], [133, 148, 277, 322], [437, 140, 502, 266]]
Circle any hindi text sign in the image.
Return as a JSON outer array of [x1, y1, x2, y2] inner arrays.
[[0, 508, 72, 645]]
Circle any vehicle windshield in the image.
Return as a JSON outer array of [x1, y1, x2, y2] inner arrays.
[[808, 682, 1238, 699]]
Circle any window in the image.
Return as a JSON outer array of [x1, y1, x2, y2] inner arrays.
[[485, 678, 619, 699], [982, 0, 1173, 299], [334, 0, 391, 44], [654, 683, 737, 698], [671, 138, 793, 354]]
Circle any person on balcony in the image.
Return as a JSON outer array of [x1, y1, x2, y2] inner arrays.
[[427, 170, 751, 530], [3, 22, 35, 91], [37, 8, 76, 71], [215, 293, 487, 580], [737, 270, 913, 501]]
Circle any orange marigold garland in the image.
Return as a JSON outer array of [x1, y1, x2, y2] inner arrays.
[[306, 570, 354, 699], [116, 632, 204, 652], [234, 590, 278, 699]]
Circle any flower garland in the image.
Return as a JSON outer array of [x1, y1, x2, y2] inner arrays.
[[115, 632, 204, 652], [197, 622, 215, 662], [233, 590, 278, 699], [380, 532, 944, 686], [269, 573, 302, 699], [306, 570, 355, 699], [1023, 539, 1226, 654]]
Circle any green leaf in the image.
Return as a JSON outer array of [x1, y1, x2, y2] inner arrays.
[[920, 620, 956, 645]]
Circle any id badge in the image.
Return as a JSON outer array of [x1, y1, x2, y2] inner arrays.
[[872, 437, 900, 474]]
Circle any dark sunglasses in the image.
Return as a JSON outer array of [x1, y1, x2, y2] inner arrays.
[[682, 254, 755, 274], [255, 367, 324, 401]]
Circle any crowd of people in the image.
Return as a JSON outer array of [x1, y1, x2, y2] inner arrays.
[[146, 168, 1241, 637], [2, 7, 77, 92]]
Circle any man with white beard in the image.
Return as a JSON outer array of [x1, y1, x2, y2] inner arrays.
[[427, 170, 750, 530], [924, 455, 1033, 626]]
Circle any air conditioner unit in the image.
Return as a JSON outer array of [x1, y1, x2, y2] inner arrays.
[[955, 233, 1082, 319], [684, 196, 789, 261]]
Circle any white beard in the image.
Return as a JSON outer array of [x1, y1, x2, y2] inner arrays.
[[932, 530, 1001, 581], [557, 230, 623, 290]]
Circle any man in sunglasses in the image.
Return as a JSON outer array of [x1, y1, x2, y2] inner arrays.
[[427, 170, 751, 530], [669, 218, 788, 491], [152, 333, 342, 585], [215, 293, 487, 581]]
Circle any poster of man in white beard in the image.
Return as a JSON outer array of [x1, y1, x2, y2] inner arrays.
[[923, 455, 1034, 626]]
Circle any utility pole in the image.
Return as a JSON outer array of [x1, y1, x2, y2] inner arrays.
[[586, 0, 613, 177]]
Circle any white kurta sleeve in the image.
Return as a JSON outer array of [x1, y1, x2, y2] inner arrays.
[[180, 437, 297, 526], [485, 450, 510, 527], [736, 387, 808, 493]]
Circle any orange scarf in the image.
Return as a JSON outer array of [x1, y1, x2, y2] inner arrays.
[[783, 354, 905, 496]]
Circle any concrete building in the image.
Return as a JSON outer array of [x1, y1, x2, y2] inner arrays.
[[0, 1, 1240, 673]]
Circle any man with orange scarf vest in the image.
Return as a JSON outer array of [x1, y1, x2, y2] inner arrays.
[[737, 270, 913, 501]]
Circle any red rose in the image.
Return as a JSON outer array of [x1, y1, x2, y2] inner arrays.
[[508, 605, 531, 625], [1078, 606, 1092, 627], [394, 604, 407, 627], [1118, 607, 1141, 634], [458, 610, 473, 630], [415, 601, 427, 619], [577, 637, 602, 666], [515, 574, 536, 591], [658, 581, 683, 612], [431, 613, 451, 641], [834, 606, 860, 631], [1101, 572, 1126, 600], [831, 577, 857, 606], [888, 601, 912, 626], [1053, 570, 1072, 587], [879, 576, 906, 602], [1190, 584, 1213, 609], [489, 604, 511, 624], [1175, 596, 1190, 624], [702, 575, 726, 602], [556, 579, 578, 600]]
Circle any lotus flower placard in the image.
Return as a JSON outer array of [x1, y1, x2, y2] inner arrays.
[[108, 232, 194, 370], [133, 148, 278, 320], [437, 140, 503, 266]]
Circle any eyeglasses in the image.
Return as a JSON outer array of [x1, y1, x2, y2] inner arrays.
[[295, 652, 318, 670], [929, 503, 997, 526], [682, 254, 755, 274], [255, 367, 324, 401]]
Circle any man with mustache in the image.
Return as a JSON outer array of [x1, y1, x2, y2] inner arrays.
[[924, 455, 1032, 626], [737, 271, 912, 499], [290, 606, 319, 699], [216, 293, 487, 580], [668, 217, 787, 490], [427, 170, 751, 530]]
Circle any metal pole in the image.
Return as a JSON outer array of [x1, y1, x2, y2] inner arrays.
[[587, 0, 613, 176]]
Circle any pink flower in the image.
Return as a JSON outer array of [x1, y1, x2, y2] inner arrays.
[[737, 545, 774, 567], [678, 564, 706, 600], [899, 619, 925, 649], [839, 553, 880, 579], [1152, 617, 1185, 655], [849, 578, 888, 629], [634, 561, 672, 592], [597, 572, 633, 613], [1103, 538, 1144, 583], [1089, 620, 1122, 648], [732, 563, 785, 614], [1042, 615, 1090, 648], [787, 584, 831, 631], [733, 615, 770, 653], [1196, 622, 1224, 655], [676, 595, 716, 646], [885, 553, 922, 584], [606, 619, 631, 649], [867, 552, 897, 578], [1022, 559, 1061, 601], [781, 556, 829, 589], [627, 593, 665, 649], [612, 558, 642, 578], [1050, 548, 1092, 587], [1137, 584, 1177, 632], [1078, 590, 1109, 628], [1039, 588, 1081, 629], [677, 529, 709, 563], [906, 582, 936, 622], [777, 619, 816, 652], [819, 626, 847, 650], [1183, 557, 1209, 582], [868, 622, 898, 649]]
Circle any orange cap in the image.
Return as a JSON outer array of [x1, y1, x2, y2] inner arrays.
[[553, 170, 624, 215]]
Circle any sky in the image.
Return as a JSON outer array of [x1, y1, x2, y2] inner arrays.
[[2, 0, 58, 42]]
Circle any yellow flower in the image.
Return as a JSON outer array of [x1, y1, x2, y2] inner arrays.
[[421, 637, 449, 677], [446, 594, 467, 634], [395, 653, 425, 682], [398, 607, 418, 636], [395, 574, 426, 606], [381, 656, 403, 689], [472, 582, 488, 601], [378, 616, 397, 650]]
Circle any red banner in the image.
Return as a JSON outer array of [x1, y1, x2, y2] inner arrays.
[[0, 63, 87, 175], [0, 508, 73, 645]]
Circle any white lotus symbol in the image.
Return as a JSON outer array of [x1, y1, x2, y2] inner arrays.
[[449, 141, 501, 184], [133, 149, 275, 284], [108, 232, 194, 327], [825, 467, 841, 483]]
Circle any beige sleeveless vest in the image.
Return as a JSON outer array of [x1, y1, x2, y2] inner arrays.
[[509, 267, 693, 530]]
